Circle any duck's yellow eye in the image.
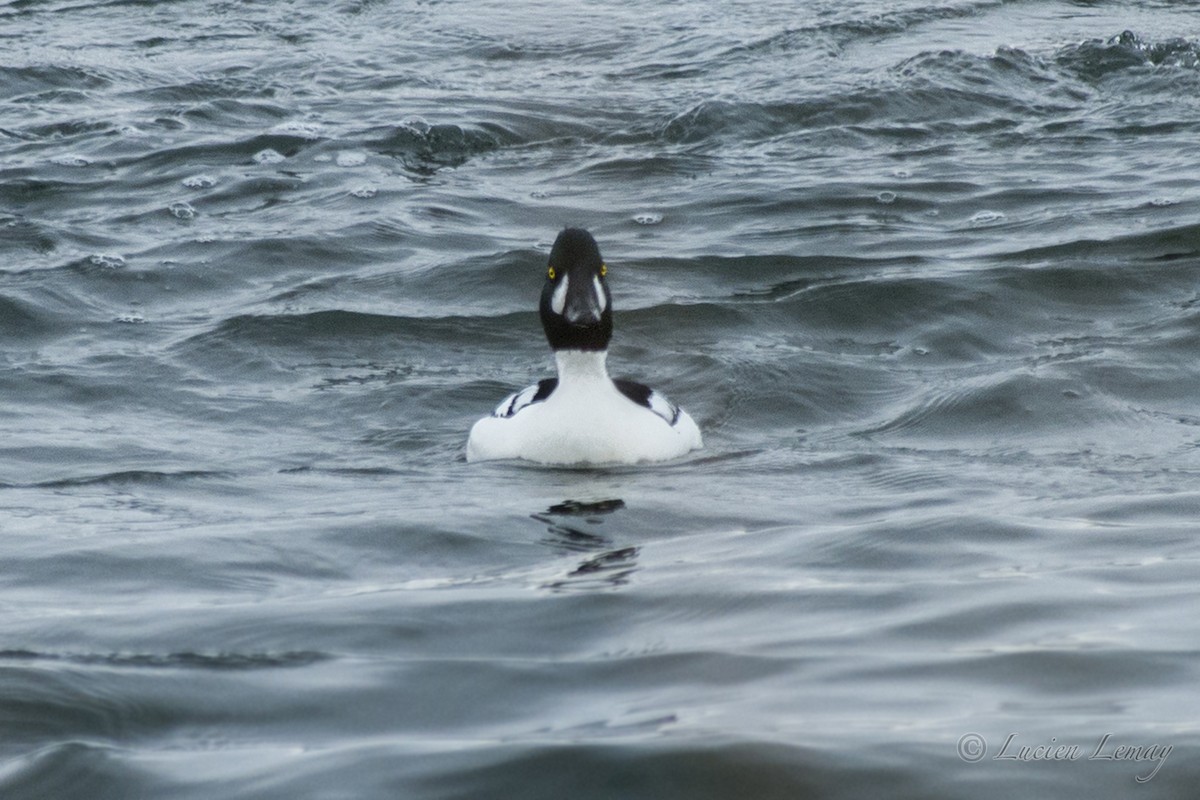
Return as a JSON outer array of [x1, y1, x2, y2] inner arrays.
[[548, 266, 556, 280], [600, 263, 607, 277]]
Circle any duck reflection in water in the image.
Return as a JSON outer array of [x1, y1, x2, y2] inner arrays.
[[531, 498, 638, 591]]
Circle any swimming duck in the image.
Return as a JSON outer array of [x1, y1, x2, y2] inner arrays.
[[466, 228, 702, 465]]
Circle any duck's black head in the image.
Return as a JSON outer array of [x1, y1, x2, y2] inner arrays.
[[540, 228, 613, 351]]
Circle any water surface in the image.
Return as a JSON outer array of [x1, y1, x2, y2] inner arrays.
[[3, 0, 1200, 797]]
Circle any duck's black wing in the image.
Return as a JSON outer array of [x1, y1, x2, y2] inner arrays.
[[492, 378, 558, 418], [613, 378, 682, 426]]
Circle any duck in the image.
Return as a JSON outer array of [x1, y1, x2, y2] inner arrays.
[[466, 228, 702, 465]]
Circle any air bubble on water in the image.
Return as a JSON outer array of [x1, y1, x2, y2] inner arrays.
[[253, 148, 286, 165], [115, 313, 147, 324], [634, 212, 663, 225], [89, 253, 126, 269], [876, 191, 897, 204], [52, 154, 92, 167], [400, 116, 430, 135], [336, 151, 368, 167], [893, 168, 912, 179], [969, 210, 1006, 226], [350, 185, 378, 199], [169, 201, 197, 220], [182, 174, 217, 189], [271, 121, 323, 140]]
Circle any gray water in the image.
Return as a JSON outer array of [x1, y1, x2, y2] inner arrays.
[[3, 0, 1200, 797]]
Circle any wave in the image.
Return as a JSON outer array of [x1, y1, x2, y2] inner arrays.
[[654, 75, 1053, 147], [993, 220, 1200, 264], [654, 30, 1198, 150], [638, 1, 1014, 78], [0, 293, 59, 338], [12, 470, 232, 490], [119, 131, 323, 173], [0, 64, 110, 103], [180, 309, 500, 348], [0, 648, 328, 670], [362, 120, 514, 174], [1057, 30, 1200, 81]]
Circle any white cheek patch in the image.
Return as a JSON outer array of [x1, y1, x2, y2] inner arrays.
[[551, 274, 569, 315], [594, 276, 606, 312]]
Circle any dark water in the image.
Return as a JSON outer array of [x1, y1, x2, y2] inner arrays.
[[4, 0, 1200, 797]]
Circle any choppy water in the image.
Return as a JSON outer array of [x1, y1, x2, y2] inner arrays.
[[3, 0, 1200, 797]]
